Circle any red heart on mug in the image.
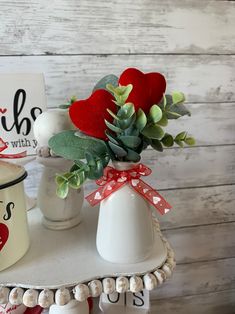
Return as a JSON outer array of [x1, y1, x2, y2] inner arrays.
[[0, 108, 7, 114], [69, 89, 116, 140], [0, 223, 9, 252], [119, 68, 166, 113]]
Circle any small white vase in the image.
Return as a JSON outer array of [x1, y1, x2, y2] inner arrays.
[[49, 300, 89, 314], [37, 156, 84, 230], [96, 162, 154, 264]]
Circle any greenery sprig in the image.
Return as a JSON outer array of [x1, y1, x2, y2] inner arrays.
[[49, 73, 195, 198]]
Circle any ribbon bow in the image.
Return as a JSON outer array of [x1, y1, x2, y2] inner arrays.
[[86, 163, 172, 215], [0, 138, 27, 159]]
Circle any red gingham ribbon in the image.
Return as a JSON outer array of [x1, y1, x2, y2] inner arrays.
[[0, 137, 27, 159], [86, 163, 172, 215]]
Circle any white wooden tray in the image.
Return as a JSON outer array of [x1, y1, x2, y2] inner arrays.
[[0, 206, 175, 308]]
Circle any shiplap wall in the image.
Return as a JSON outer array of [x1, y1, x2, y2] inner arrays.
[[1, 0, 235, 313]]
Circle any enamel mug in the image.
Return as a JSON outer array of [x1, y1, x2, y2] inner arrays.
[[0, 160, 30, 271]]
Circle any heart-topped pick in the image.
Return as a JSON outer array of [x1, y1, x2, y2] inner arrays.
[[0, 223, 9, 252], [69, 89, 116, 140], [119, 68, 166, 113]]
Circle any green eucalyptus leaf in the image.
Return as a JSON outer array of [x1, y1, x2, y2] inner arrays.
[[172, 91, 185, 104], [104, 120, 122, 133], [135, 109, 147, 131], [141, 124, 165, 140], [117, 102, 135, 119], [165, 111, 182, 119], [175, 131, 187, 141], [165, 94, 173, 109], [170, 103, 191, 117], [174, 139, 184, 148], [72, 160, 86, 170], [93, 74, 118, 92], [117, 114, 136, 130], [49, 130, 108, 160], [158, 113, 168, 126], [56, 181, 69, 199], [108, 141, 127, 157], [87, 159, 104, 180], [68, 173, 81, 189], [184, 137, 196, 145], [161, 134, 174, 147], [116, 84, 133, 102], [158, 95, 167, 110], [151, 139, 163, 152], [102, 154, 111, 167], [55, 175, 66, 186], [125, 149, 141, 162], [107, 84, 133, 105], [107, 109, 120, 121], [119, 135, 141, 149], [105, 131, 120, 145], [85, 151, 96, 166], [149, 105, 162, 123]]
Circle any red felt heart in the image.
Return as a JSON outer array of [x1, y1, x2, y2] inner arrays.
[[0, 108, 7, 114], [69, 89, 116, 140], [0, 223, 9, 252], [118, 68, 166, 113]]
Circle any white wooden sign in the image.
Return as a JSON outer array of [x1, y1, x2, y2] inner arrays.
[[99, 291, 150, 313], [0, 74, 46, 157]]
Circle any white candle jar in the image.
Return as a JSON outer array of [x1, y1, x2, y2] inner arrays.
[[0, 161, 30, 271]]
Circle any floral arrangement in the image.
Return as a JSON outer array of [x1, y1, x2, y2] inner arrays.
[[49, 68, 195, 198]]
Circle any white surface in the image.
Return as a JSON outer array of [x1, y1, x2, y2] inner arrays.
[[0, 206, 167, 289]]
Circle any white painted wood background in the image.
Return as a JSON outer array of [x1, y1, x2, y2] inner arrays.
[[1, 0, 235, 312]]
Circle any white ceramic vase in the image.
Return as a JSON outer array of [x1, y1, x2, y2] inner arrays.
[[37, 156, 84, 230], [96, 162, 154, 264]]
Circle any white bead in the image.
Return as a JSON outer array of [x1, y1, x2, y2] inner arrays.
[[168, 249, 175, 259], [0, 287, 10, 304], [116, 277, 129, 293], [74, 284, 89, 302], [143, 273, 157, 291], [162, 263, 172, 278], [102, 278, 116, 294], [166, 257, 175, 265], [88, 280, 102, 297], [23, 289, 38, 307], [38, 289, 54, 308], [9, 287, 24, 305], [129, 276, 143, 293], [154, 270, 166, 285], [55, 288, 71, 306]]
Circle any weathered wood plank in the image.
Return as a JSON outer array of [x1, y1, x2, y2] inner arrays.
[[166, 102, 235, 146], [164, 222, 235, 263], [0, 0, 234, 55], [159, 185, 235, 229], [24, 144, 235, 195], [142, 145, 235, 190], [0, 55, 234, 103], [150, 289, 235, 314], [151, 258, 235, 299]]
